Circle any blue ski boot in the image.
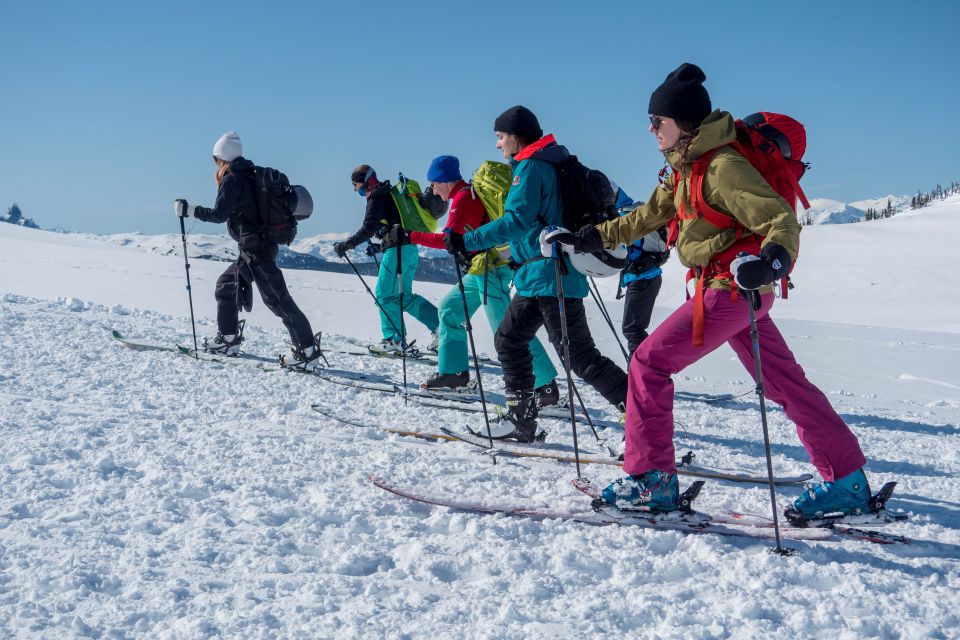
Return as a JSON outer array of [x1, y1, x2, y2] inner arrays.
[[599, 471, 679, 513], [785, 468, 871, 526]]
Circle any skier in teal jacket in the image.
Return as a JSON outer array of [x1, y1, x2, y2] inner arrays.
[[444, 106, 628, 442]]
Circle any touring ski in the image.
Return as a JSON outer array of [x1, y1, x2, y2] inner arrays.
[[310, 404, 456, 441], [439, 427, 812, 485], [370, 475, 832, 543]]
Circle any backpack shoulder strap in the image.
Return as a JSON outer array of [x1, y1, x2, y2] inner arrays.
[[249, 166, 266, 222], [686, 147, 740, 232]]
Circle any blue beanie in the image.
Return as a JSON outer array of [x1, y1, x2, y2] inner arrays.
[[426, 155, 462, 183]]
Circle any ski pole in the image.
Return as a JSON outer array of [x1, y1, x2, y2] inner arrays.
[[178, 214, 199, 358], [569, 380, 603, 446], [396, 244, 408, 405], [552, 242, 582, 478], [343, 253, 405, 341], [588, 276, 629, 364], [745, 287, 794, 557], [452, 256, 495, 452]]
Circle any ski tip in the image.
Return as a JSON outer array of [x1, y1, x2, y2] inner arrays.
[[571, 477, 600, 498]]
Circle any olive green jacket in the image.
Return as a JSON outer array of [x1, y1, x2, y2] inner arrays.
[[596, 110, 801, 290]]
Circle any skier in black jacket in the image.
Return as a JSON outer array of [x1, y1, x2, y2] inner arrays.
[[174, 131, 320, 365], [333, 165, 439, 354]]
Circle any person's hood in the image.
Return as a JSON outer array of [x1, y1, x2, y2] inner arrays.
[[367, 180, 391, 199], [229, 156, 255, 175], [514, 134, 570, 165], [665, 110, 734, 167]]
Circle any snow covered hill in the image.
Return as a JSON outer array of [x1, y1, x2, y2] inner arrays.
[[850, 194, 912, 213], [803, 194, 912, 225], [803, 198, 867, 224], [1, 196, 959, 638]]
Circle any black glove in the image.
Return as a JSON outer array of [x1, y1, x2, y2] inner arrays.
[[732, 244, 791, 290], [381, 224, 411, 250], [333, 241, 352, 259], [541, 225, 603, 254], [760, 243, 791, 279], [573, 224, 604, 254], [443, 231, 471, 267], [365, 242, 382, 257]]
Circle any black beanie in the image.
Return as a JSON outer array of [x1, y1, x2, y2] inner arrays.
[[648, 63, 712, 124], [494, 105, 543, 141]]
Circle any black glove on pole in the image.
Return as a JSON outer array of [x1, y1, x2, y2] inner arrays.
[[443, 231, 470, 268], [178, 214, 199, 358]]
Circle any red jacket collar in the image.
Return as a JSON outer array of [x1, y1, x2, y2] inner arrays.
[[450, 179, 469, 196], [514, 134, 556, 162]]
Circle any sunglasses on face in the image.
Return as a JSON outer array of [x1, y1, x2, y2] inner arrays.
[[649, 115, 665, 131]]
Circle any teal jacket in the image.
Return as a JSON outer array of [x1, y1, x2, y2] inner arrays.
[[463, 134, 587, 299]]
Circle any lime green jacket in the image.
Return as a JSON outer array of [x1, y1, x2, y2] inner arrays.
[[596, 110, 801, 289]]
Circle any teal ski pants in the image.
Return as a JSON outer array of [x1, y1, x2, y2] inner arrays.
[[437, 266, 557, 388], [375, 246, 439, 341]]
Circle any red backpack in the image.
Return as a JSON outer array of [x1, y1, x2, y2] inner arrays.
[[667, 112, 810, 345]]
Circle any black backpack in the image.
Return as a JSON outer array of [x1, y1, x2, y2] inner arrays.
[[541, 155, 618, 230], [252, 166, 313, 245]]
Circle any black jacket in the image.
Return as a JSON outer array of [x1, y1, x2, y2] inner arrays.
[[194, 157, 268, 251], [344, 180, 402, 249]]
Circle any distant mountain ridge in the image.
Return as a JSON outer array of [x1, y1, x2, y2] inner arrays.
[[802, 194, 910, 225], [71, 231, 459, 284]]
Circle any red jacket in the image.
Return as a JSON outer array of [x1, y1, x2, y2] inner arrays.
[[409, 180, 487, 248]]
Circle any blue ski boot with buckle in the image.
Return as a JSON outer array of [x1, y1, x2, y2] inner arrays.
[[785, 468, 871, 525], [599, 470, 679, 512]]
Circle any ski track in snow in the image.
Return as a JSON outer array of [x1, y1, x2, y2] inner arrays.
[[3, 202, 960, 638]]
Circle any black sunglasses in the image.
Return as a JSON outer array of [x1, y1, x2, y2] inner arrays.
[[649, 115, 665, 131]]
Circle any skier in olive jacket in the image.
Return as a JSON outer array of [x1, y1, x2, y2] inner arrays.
[[562, 64, 871, 523]]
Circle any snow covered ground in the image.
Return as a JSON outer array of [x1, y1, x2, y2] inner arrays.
[[1, 197, 959, 638]]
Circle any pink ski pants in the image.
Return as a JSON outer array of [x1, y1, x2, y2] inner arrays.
[[623, 289, 866, 482]]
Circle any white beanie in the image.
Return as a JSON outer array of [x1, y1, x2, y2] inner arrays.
[[213, 131, 243, 161]]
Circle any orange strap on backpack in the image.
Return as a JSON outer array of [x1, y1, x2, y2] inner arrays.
[[673, 148, 763, 346]]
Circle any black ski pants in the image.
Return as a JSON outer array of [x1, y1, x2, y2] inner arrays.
[[622, 275, 662, 356], [215, 248, 314, 347], [494, 295, 628, 408]]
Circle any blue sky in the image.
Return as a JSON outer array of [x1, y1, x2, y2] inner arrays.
[[2, 0, 958, 236]]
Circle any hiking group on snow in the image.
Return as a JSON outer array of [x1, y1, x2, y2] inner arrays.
[[171, 62, 902, 533]]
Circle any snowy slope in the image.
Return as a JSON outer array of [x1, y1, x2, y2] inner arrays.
[[1, 199, 959, 638]]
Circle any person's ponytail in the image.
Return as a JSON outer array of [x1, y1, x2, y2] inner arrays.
[[215, 160, 231, 187]]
